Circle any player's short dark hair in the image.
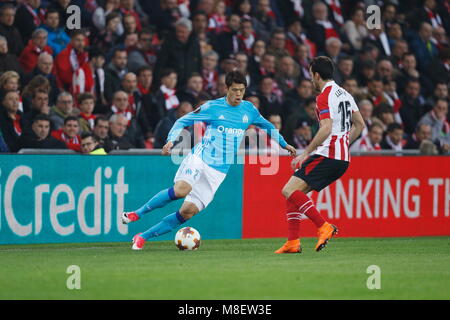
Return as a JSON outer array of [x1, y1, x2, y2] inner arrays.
[[386, 122, 403, 133], [64, 116, 79, 125], [309, 56, 334, 80], [225, 70, 247, 88]]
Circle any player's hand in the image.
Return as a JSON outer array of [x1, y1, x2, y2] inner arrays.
[[162, 141, 173, 155], [284, 144, 297, 157], [291, 152, 309, 170]]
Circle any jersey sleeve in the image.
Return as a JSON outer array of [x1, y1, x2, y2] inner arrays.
[[166, 102, 211, 143], [316, 86, 332, 120], [251, 108, 288, 148]]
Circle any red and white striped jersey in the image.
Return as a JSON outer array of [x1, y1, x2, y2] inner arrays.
[[313, 81, 359, 161]]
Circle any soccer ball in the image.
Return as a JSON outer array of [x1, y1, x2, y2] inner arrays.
[[175, 227, 201, 251]]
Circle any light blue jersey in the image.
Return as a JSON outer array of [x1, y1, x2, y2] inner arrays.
[[166, 97, 288, 173]]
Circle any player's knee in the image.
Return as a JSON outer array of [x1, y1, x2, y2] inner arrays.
[[179, 206, 198, 220], [173, 182, 192, 198]]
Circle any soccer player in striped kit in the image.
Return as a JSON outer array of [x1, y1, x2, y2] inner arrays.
[[275, 56, 365, 253]]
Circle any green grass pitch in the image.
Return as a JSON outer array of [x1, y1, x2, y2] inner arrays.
[[0, 237, 449, 299]]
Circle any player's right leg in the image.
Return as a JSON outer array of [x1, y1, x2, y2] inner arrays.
[[122, 181, 191, 224]]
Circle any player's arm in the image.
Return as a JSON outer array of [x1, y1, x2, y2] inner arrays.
[[252, 112, 296, 156], [349, 110, 365, 144], [162, 105, 211, 155]]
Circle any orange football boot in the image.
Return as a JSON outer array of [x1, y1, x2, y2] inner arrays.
[[274, 239, 302, 254], [315, 222, 338, 252]]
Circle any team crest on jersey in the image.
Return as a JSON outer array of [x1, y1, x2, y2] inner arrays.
[[219, 115, 225, 120], [242, 114, 249, 123]]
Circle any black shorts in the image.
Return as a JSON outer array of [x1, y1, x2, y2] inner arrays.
[[294, 155, 349, 191]]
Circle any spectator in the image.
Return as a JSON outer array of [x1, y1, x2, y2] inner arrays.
[[19, 28, 53, 74], [390, 39, 409, 69], [192, 10, 211, 43], [257, 76, 282, 118], [41, 8, 70, 57], [215, 73, 228, 98], [55, 30, 92, 96], [14, 0, 44, 45], [136, 65, 153, 96], [266, 28, 290, 60], [358, 99, 375, 137], [25, 52, 60, 105], [153, 100, 194, 148], [290, 117, 313, 150], [21, 75, 50, 114], [377, 59, 394, 82], [373, 103, 395, 132], [325, 37, 343, 65], [18, 114, 67, 150], [49, 91, 75, 130], [425, 82, 449, 111], [87, 48, 108, 114], [400, 78, 426, 135], [380, 122, 404, 151], [252, 0, 277, 42], [92, 0, 123, 34], [285, 20, 316, 58], [47, 0, 72, 29], [294, 43, 313, 80], [307, 1, 340, 55], [234, 51, 252, 88], [127, 27, 159, 73], [150, 68, 180, 127], [250, 52, 276, 85], [104, 113, 135, 151], [90, 11, 123, 53], [119, 0, 143, 33], [76, 92, 96, 135], [410, 22, 438, 72], [426, 48, 450, 88], [417, 99, 450, 153], [350, 122, 383, 152], [21, 88, 50, 132], [363, 24, 391, 58], [236, 16, 258, 56], [342, 7, 368, 52], [155, 17, 202, 88], [342, 76, 359, 98], [0, 90, 22, 152], [201, 50, 219, 96], [215, 13, 241, 60], [248, 39, 266, 76], [404, 123, 433, 150], [208, 0, 227, 34], [51, 116, 82, 152], [0, 37, 23, 79], [0, 4, 24, 56], [358, 76, 393, 108], [275, 55, 299, 94], [152, 0, 181, 37], [80, 132, 107, 155], [104, 48, 128, 103], [178, 72, 205, 106], [92, 116, 110, 145], [334, 55, 354, 85]]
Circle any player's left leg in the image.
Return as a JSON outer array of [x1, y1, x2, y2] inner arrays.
[[132, 201, 200, 250], [275, 176, 312, 254]]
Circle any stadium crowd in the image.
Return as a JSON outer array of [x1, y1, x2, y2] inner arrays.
[[0, 0, 448, 155]]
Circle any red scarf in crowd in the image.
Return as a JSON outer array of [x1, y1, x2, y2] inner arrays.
[[237, 31, 256, 55], [325, 0, 344, 26], [13, 113, 22, 136], [316, 20, 339, 39], [111, 105, 133, 126], [79, 112, 96, 130], [202, 69, 218, 94], [51, 129, 81, 151], [138, 83, 150, 95], [160, 85, 179, 110], [24, 4, 43, 27], [425, 6, 443, 28]]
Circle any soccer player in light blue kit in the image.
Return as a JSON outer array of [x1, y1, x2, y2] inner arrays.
[[122, 71, 296, 250]]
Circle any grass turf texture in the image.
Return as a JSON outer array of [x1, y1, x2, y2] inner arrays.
[[0, 237, 449, 299]]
